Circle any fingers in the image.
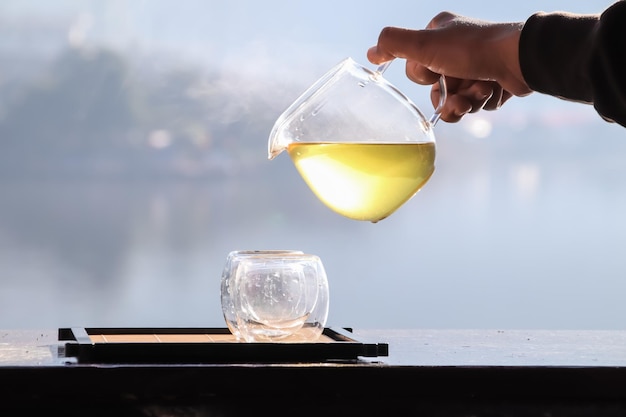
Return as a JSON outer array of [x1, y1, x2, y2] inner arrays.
[[368, 16, 526, 123], [405, 60, 440, 85], [368, 28, 441, 86], [367, 26, 437, 67], [432, 79, 511, 122], [426, 11, 458, 29], [366, 45, 391, 65], [492, 90, 514, 109], [369, 12, 463, 65], [438, 94, 473, 123]]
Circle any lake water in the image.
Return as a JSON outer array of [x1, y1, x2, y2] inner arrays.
[[1, 120, 625, 331], [1, 0, 622, 332]]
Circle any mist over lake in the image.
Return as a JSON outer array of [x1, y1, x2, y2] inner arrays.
[[0, 0, 623, 330]]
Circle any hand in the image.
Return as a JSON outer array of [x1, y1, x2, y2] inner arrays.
[[367, 12, 533, 122]]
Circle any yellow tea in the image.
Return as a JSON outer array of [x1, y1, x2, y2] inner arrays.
[[287, 142, 435, 222]]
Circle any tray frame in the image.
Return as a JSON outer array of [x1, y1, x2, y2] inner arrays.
[[58, 327, 389, 364]]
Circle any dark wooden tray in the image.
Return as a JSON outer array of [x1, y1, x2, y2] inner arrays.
[[58, 327, 389, 364]]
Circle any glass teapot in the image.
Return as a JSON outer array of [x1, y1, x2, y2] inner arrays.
[[268, 57, 446, 223]]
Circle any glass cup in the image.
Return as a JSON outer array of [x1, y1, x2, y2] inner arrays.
[[220, 250, 303, 340], [221, 251, 329, 342], [268, 57, 446, 223]]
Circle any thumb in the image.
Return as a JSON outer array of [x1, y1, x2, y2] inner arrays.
[[367, 26, 438, 65], [367, 26, 442, 85]]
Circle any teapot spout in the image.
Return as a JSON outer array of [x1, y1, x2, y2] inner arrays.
[[267, 140, 285, 160], [267, 122, 290, 160]]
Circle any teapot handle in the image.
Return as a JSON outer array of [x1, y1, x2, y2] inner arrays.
[[376, 61, 447, 127], [428, 75, 447, 127]]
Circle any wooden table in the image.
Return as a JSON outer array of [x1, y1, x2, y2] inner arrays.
[[2, 328, 626, 416]]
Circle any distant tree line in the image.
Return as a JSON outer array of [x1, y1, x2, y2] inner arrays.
[[0, 46, 278, 179]]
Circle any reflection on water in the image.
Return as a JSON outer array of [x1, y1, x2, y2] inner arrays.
[[1, 130, 626, 330]]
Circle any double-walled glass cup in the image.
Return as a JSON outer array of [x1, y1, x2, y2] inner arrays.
[[221, 251, 329, 342], [220, 250, 303, 340], [268, 57, 446, 223]]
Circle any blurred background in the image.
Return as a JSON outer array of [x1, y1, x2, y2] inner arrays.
[[0, 0, 623, 330]]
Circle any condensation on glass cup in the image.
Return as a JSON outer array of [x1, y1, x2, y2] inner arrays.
[[220, 250, 329, 342]]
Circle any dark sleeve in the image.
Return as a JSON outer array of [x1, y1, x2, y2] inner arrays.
[[519, 1, 626, 127]]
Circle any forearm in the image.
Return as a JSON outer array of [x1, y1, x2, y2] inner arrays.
[[519, 1, 626, 126]]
